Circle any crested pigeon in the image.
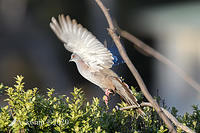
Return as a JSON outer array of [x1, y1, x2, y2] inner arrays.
[[50, 14, 144, 115]]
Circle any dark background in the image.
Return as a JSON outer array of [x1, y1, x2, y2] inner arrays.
[[0, 0, 199, 113]]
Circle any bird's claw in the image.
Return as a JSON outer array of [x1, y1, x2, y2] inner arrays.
[[103, 95, 108, 105], [104, 89, 112, 105]]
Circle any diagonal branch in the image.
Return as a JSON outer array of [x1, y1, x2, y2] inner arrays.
[[94, 0, 176, 132], [120, 102, 195, 133], [118, 29, 200, 93]]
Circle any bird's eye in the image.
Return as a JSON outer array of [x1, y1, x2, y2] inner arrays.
[[72, 54, 75, 58]]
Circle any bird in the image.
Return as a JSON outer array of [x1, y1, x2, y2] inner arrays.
[[50, 14, 144, 115]]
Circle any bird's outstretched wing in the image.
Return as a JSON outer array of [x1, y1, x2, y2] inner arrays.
[[50, 14, 114, 71]]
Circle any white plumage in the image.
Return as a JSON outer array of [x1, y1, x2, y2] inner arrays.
[[50, 14, 114, 72], [50, 14, 145, 116]]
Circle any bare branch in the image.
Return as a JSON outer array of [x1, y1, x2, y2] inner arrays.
[[120, 102, 196, 133], [94, 0, 176, 132], [118, 29, 200, 93]]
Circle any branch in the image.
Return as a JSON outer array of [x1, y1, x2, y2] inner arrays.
[[118, 29, 200, 93], [120, 102, 196, 133], [94, 0, 176, 132]]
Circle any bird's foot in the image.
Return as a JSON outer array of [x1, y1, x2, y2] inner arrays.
[[103, 96, 108, 105], [104, 89, 112, 105]]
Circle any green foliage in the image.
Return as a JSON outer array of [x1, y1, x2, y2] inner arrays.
[[0, 83, 5, 94], [0, 76, 199, 132]]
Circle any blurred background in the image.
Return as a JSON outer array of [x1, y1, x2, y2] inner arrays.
[[0, 0, 200, 114]]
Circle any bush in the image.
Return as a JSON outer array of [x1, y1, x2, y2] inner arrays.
[[0, 76, 199, 132]]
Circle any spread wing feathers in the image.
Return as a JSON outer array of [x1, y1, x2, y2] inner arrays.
[[111, 77, 145, 116], [50, 14, 114, 71]]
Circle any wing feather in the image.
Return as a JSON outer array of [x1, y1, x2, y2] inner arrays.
[[50, 14, 114, 71]]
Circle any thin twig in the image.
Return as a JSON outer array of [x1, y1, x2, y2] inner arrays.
[[94, 0, 176, 132], [120, 102, 195, 133], [118, 29, 200, 93]]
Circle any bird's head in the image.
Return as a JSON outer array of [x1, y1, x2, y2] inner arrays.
[[69, 53, 81, 63]]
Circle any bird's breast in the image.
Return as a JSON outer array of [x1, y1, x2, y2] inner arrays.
[[75, 61, 114, 91]]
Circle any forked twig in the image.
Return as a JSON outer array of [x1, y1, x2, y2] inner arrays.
[[119, 102, 195, 133], [118, 29, 200, 93], [94, 0, 176, 132]]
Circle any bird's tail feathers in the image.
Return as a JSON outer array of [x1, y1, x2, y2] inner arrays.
[[111, 77, 145, 116]]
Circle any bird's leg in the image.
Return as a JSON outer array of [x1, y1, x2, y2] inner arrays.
[[104, 88, 112, 105]]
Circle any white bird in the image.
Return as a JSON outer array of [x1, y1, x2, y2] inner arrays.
[[50, 14, 144, 115]]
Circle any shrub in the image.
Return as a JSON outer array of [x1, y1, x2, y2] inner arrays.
[[0, 76, 199, 132]]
